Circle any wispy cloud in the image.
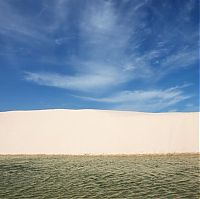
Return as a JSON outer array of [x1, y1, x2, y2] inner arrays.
[[23, 1, 152, 91], [22, 0, 198, 107], [24, 64, 126, 92], [77, 85, 191, 112], [3, 0, 197, 82], [0, 0, 198, 112], [0, 1, 46, 43], [161, 48, 198, 69], [24, 60, 152, 92]]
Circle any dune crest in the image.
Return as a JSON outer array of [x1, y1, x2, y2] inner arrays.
[[0, 109, 199, 154]]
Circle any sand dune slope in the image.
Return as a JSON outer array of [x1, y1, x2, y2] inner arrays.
[[0, 109, 198, 154]]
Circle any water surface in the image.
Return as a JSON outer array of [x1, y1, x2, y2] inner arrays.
[[0, 155, 199, 198]]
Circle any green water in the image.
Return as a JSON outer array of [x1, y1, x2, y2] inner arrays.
[[0, 155, 199, 199]]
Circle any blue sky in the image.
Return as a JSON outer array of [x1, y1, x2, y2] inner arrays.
[[0, 0, 199, 112]]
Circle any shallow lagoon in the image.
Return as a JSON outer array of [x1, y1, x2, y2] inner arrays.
[[0, 154, 199, 198]]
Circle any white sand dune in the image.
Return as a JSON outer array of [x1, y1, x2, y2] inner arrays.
[[0, 109, 199, 154]]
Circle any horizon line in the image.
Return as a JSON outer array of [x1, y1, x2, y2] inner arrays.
[[0, 108, 199, 114]]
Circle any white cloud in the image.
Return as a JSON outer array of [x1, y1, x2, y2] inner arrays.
[[162, 49, 198, 69], [153, 48, 199, 80], [2, 0, 197, 112], [0, 0, 70, 45], [22, 0, 198, 96], [85, 1, 116, 33], [77, 86, 191, 112], [0, 1, 44, 43], [22, 1, 152, 92], [24, 64, 127, 92], [25, 51, 155, 91], [78, 0, 146, 58]]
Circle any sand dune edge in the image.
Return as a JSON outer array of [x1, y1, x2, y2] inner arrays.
[[0, 109, 199, 154]]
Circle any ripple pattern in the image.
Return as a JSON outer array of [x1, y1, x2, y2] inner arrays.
[[0, 155, 199, 198]]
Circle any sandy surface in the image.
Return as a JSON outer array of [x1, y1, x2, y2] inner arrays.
[[0, 109, 199, 154]]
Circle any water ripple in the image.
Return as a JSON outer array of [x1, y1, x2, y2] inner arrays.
[[0, 155, 199, 198]]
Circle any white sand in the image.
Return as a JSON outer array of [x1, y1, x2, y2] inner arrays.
[[0, 109, 199, 154]]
